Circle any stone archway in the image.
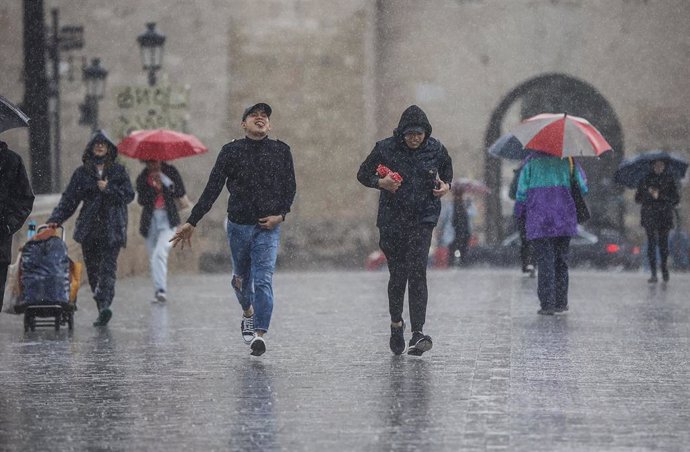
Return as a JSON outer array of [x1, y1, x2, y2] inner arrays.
[[483, 73, 624, 244]]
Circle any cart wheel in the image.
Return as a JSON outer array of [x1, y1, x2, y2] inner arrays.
[[67, 313, 74, 330], [23, 315, 30, 333]]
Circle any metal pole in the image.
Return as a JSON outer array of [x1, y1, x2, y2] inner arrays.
[[50, 8, 61, 191], [91, 96, 99, 132], [22, 0, 52, 194]]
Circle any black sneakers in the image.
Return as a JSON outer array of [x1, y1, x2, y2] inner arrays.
[[662, 269, 670, 282], [250, 336, 266, 356], [390, 320, 406, 355], [537, 308, 555, 315], [241, 314, 255, 344], [407, 331, 433, 356]]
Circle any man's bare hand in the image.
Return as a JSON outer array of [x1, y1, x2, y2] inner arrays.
[[433, 181, 451, 198], [378, 174, 401, 193], [170, 223, 195, 249], [97, 179, 108, 191], [258, 215, 283, 230]]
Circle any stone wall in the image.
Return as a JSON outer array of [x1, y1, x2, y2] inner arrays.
[[2, 0, 689, 269]]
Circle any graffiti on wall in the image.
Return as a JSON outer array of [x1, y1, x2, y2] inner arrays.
[[113, 84, 190, 139]]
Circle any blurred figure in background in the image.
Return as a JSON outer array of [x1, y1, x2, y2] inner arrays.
[[449, 184, 470, 266], [635, 159, 680, 283]]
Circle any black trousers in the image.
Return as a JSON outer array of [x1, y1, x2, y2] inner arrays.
[[379, 224, 434, 333], [645, 226, 670, 276], [82, 242, 121, 310], [0, 263, 8, 312]]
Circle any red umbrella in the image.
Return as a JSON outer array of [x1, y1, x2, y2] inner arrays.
[[117, 129, 208, 160]]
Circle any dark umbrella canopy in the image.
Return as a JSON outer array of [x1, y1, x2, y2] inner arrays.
[[0, 95, 30, 134], [614, 150, 688, 189]]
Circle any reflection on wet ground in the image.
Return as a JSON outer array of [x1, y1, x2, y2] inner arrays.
[[0, 270, 688, 450]]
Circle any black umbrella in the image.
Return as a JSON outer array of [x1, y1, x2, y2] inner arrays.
[[614, 150, 688, 189], [0, 95, 30, 134]]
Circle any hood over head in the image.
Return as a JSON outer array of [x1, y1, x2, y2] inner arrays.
[[82, 129, 118, 163], [394, 105, 433, 139]]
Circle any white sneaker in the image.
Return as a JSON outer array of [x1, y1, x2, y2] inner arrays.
[[241, 314, 255, 344], [249, 336, 266, 356]]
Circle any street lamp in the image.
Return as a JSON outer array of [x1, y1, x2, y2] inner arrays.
[[137, 22, 166, 86], [79, 58, 108, 131]]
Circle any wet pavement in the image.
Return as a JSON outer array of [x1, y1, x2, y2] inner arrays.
[[0, 268, 688, 451]]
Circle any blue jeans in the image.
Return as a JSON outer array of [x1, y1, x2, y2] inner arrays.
[[226, 220, 281, 332], [533, 236, 571, 310]]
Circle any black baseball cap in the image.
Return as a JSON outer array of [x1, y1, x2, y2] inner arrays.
[[242, 103, 272, 121], [402, 125, 425, 135]]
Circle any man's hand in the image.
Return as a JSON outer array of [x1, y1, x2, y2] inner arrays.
[[649, 187, 660, 199], [170, 223, 195, 249], [97, 178, 108, 191], [378, 174, 401, 193], [258, 215, 283, 230], [433, 181, 451, 198]]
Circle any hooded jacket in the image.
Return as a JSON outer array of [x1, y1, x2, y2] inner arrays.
[[49, 130, 135, 248], [516, 154, 587, 240], [357, 105, 453, 229], [634, 168, 679, 230], [0, 141, 35, 264]]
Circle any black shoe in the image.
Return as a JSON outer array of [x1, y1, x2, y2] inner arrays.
[[250, 336, 266, 356], [662, 270, 669, 282], [554, 306, 569, 315], [390, 320, 406, 355], [648, 275, 658, 283], [93, 308, 112, 326], [407, 331, 432, 356], [537, 308, 555, 316]]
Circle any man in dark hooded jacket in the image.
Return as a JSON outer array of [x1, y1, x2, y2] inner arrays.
[[0, 141, 35, 312], [635, 159, 680, 283], [358, 105, 452, 356], [48, 130, 134, 326]]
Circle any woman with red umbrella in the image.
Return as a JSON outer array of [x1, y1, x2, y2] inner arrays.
[[135, 160, 187, 302], [118, 128, 205, 302]]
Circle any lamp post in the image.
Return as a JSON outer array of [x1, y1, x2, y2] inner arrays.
[[137, 22, 166, 86], [48, 8, 83, 191], [80, 58, 108, 132]]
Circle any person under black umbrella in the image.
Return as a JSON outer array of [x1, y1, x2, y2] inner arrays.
[[634, 159, 680, 283], [0, 141, 35, 313]]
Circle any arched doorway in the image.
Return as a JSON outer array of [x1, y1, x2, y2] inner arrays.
[[483, 73, 624, 244]]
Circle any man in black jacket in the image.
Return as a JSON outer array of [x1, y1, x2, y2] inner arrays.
[[357, 105, 452, 356], [0, 141, 35, 312], [171, 103, 296, 357]]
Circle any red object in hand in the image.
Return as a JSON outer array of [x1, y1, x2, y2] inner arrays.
[[376, 164, 403, 182]]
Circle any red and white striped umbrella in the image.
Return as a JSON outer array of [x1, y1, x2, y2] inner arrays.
[[509, 113, 612, 158]]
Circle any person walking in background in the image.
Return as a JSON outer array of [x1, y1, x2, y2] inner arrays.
[[170, 103, 296, 357], [357, 105, 452, 356], [136, 160, 187, 302], [47, 130, 134, 326], [516, 154, 587, 315], [509, 160, 535, 277], [0, 140, 35, 313], [449, 185, 470, 266], [635, 159, 680, 283]]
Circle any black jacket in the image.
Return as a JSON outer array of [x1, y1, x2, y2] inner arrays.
[[49, 130, 135, 248], [357, 105, 453, 229], [0, 141, 35, 264], [136, 163, 186, 237], [635, 170, 680, 230], [187, 136, 297, 226]]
